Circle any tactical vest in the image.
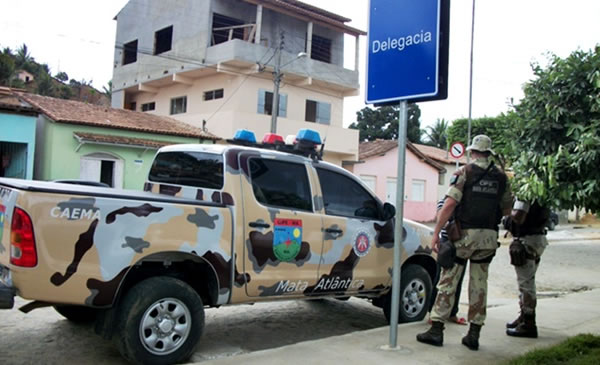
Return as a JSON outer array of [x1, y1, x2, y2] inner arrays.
[[517, 202, 550, 236], [456, 163, 507, 230]]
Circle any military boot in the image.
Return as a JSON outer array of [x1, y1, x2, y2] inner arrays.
[[416, 321, 444, 346], [461, 323, 482, 350], [506, 313, 538, 338], [506, 312, 523, 329]]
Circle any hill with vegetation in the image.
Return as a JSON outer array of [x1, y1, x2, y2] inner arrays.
[[0, 43, 110, 106]]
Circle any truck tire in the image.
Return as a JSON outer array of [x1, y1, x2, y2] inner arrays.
[[113, 277, 204, 365], [383, 264, 432, 323], [53, 305, 98, 323]]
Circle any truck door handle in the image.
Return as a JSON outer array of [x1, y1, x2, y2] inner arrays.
[[249, 221, 270, 229], [325, 228, 343, 236]]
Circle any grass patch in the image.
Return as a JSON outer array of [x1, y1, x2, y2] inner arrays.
[[506, 334, 600, 365]]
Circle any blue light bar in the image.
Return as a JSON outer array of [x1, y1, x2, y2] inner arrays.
[[233, 129, 257, 143], [296, 129, 321, 145]]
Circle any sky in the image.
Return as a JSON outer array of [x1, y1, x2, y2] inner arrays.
[[2, 0, 599, 131]]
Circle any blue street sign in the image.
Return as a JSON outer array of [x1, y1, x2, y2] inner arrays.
[[366, 0, 442, 104]]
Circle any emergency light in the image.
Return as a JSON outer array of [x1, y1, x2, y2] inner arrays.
[[229, 128, 324, 160], [233, 129, 256, 144], [296, 129, 322, 145], [262, 133, 284, 144]]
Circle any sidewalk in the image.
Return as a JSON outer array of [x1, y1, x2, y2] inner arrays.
[[190, 288, 600, 365]]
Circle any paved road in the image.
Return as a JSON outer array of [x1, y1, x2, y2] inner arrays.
[[0, 228, 598, 364]]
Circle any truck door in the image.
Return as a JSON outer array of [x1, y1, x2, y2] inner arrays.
[[240, 154, 323, 298], [312, 166, 394, 296]]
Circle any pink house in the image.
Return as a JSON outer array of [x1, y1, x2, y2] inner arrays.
[[349, 140, 446, 222]]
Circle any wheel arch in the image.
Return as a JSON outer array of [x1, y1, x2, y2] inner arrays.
[[114, 251, 222, 308], [95, 251, 222, 340], [402, 254, 437, 284]]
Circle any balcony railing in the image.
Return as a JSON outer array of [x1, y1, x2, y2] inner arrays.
[[211, 24, 257, 46]]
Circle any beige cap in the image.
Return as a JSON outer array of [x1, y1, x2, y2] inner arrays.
[[467, 134, 495, 154]]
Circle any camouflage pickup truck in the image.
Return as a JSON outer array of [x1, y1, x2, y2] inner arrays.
[[0, 129, 436, 364]]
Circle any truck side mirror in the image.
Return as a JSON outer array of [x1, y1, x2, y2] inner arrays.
[[382, 202, 396, 221]]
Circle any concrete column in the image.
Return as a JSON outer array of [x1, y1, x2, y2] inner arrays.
[[306, 22, 313, 57], [255, 5, 263, 45], [355, 35, 360, 71]]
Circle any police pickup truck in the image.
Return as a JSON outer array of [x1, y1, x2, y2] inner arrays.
[[0, 129, 436, 365]]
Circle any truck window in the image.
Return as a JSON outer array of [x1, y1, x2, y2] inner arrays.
[[249, 158, 312, 211], [149, 151, 224, 189], [316, 167, 381, 220]]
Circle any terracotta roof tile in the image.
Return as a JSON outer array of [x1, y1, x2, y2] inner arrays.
[[413, 143, 468, 165], [73, 132, 180, 149], [359, 139, 398, 160], [359, 139, 446, 172], [0, 87, 37, 113], [18, 93, 220, 140]]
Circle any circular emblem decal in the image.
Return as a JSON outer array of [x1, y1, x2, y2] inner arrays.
[[353, 231, 371, 257]]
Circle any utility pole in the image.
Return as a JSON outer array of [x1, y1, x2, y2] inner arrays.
[[467, 0, 476, 162], [270, 31, 284, 134]]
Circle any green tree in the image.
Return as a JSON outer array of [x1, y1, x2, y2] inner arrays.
[[0, 53, 15, 85], [55, 71, 68, 82], [15, 43, 34, 70], [349, 103, 422, 143], [423, 118, 449, 148], [504, 46, 600, 213], [36, 72, 55, 96], [102, 80, 112, 98]]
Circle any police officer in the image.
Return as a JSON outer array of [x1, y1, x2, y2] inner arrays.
[[505, 200, 550, 338], [417, 135, 512, 350]]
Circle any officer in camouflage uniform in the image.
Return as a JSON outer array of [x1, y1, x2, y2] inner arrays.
[[505, 200, 550, 338], [417, 135, 512, 351]]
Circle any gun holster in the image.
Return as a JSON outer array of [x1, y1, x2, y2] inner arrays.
[[509, 238, 527, 266]]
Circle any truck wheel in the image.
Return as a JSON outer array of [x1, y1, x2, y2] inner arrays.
[[383, 264, 432, 323], [114, 276, 204, 365], [53, 305, 98, 323]]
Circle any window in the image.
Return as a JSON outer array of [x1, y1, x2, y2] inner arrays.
[[122, 39, 138, 65], [438, 172, 445, 185], [149, 151, 224, 189], [249, 158, 312, 211], [359, 175, 376, 193], [257, 89, 287, 117], [128, 102, 136, 111], [170, 96, 187, 115], [305, 100, 331, 124], [141, 102, 156, 112], [204, 89, 224, 101], [317, 168, 381, 220], [154, 26, 173, 55], [212, 13, 244, 45], [311, 34, 332, 63], [411, 179, 426, 202]]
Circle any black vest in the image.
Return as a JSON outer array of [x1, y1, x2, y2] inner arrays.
[[516, 202, 550, 236], [456, 163, 507, 230]]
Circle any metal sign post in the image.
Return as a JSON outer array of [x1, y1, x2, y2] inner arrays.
[[389, 100, 408, 346], [366, 0, 450, 349]]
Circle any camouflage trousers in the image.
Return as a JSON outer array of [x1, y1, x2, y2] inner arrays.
[[515, 237, 546, 315], [431, 248, 496, 326]]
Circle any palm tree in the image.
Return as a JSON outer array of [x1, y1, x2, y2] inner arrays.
[[423, 118, 449, 149], [15, 44, 33, 69]]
